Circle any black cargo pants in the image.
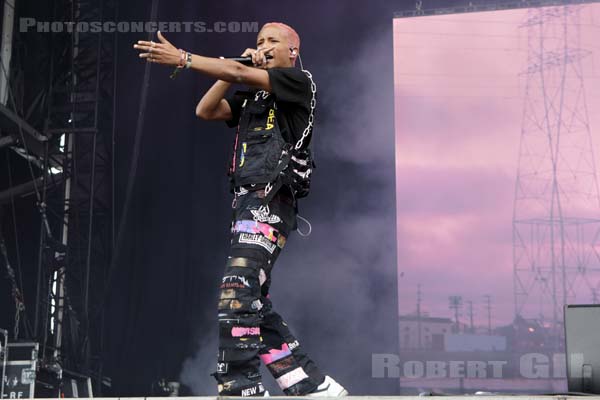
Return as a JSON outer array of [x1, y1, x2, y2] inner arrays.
[[213, 189, 325, 396]]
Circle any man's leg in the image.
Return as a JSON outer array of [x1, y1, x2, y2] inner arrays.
[[214, 252, 266, 396], [259, 297, 325, 395], [213, 191, 291, 396], [254, 194, 348, 397], [214, 191, 346, 396]]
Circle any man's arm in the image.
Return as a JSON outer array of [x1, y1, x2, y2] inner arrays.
[[133, 31, 272, 91], [195, 80, 233, 120], [188, 54, 272, 92]]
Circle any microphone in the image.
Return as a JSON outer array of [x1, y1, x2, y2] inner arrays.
[[220, 55, 273, 66]]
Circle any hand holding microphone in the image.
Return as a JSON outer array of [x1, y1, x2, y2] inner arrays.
[[232, 46, 275, 68], [221, 55, 273, 66]]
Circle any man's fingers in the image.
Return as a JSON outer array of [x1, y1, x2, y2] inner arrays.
[[134, 43, 167, 56], [241, 48, 255, 57], [237, 47, 273, 66], [157, 30, 169, 44], [255, 46, 274, 66], [256, 46, 275, 59], [139, 53, 162, 63], [259, 46, 275, 54], [134, 44, 151, 52], [138, 52, 160, 58], [133, 38, 168, 64], [138, 48, 164, 58]]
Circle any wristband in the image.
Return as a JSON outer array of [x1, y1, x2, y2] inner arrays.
[[170, 49, 192, 79], [185, 52, 193, 69], [178, 49, 186, 68]]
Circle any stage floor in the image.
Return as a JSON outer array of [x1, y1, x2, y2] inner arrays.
[[31, 397, 600, 400]]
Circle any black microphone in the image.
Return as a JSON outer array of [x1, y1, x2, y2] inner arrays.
[[220, 55, 273, 66]]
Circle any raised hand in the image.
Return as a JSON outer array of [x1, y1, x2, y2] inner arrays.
[[133, 31, 181, 66]]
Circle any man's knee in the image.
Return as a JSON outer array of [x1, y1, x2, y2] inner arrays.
[[218, 256, 263, 310]]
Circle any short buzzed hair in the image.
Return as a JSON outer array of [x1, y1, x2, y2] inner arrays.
[[261, 22, 301, 65]]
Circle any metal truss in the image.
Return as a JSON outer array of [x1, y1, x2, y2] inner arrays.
[[0, 0, 116, 392], [513, 4, 600, 346]]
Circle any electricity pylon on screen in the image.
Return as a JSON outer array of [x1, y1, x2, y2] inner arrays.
[[513, 4, 600, 346]]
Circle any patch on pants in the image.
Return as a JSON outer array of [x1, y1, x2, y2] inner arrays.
[[238, 233, 277, 253]]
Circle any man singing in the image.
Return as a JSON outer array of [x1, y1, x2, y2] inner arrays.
[[134, 22, 347, 397]]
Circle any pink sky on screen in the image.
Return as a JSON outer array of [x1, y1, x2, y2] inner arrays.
[[394, 5, 600, 326]]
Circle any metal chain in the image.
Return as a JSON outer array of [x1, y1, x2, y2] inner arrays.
[[0, 234, 24, 340], [232, 186, 249, 209], [259, 69, 316, 205], [295, 69, 317, 150], [234, 186, 249, 197], [14, 305, 20, 339]]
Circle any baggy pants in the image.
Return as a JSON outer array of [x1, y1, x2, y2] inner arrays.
[[213, 189, 325, 396]]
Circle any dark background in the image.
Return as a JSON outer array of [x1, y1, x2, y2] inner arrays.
[[0, 0, 462, 395]]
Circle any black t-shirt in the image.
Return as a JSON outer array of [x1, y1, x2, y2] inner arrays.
[[225, 68, 314, 146]]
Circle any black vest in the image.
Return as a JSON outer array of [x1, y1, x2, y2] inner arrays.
[[228, 90, 314, 202]]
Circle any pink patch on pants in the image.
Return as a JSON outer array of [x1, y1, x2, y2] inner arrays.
[[231, 326, 261, 337], [260, 343, 292, 364]]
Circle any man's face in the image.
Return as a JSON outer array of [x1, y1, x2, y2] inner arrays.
[[256, 26, 294, 69]]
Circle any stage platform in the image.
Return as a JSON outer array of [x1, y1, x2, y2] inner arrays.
[[29, 397, 600, 400]]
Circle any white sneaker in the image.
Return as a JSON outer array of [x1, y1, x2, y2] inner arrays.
[[308, 375, 348, 397]]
